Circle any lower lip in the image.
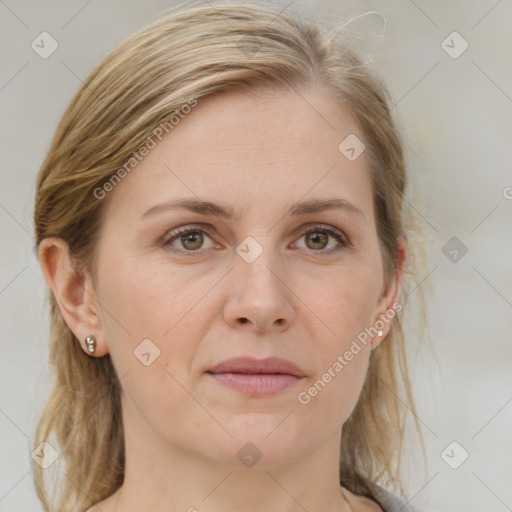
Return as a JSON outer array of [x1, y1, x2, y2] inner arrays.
[[207, 372, 303, 396]]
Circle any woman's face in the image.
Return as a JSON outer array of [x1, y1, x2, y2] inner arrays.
[[90, 88, 400, 468]]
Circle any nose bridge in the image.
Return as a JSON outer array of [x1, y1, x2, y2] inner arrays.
[[234, 234, 284, 297], [224, 233, 294, 331]]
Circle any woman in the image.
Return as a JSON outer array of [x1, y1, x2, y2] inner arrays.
[[33, 2, 426, 511]]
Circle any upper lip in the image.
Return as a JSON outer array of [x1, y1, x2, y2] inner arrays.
[[207, 357, 305, 377]]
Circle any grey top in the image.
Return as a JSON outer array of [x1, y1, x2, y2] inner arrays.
[[348, 481, 423, 512]]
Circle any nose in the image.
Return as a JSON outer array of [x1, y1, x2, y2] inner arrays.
[[223, 252, 295, 333]]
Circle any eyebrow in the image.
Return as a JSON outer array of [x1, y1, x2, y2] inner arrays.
[[140, 197, 365, 221]]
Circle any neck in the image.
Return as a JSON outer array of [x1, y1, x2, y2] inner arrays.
[[110, 399, 351, 512]]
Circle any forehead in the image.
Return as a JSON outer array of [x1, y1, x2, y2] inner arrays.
[[102, 87, 373, 222]]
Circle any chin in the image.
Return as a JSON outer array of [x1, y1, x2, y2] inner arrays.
[[209, 412, 306, 468]]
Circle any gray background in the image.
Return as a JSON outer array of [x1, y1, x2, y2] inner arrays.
[[1, 1, 511, 510]]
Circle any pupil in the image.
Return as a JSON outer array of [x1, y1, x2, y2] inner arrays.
[[308, 232, 327, 249], [179, 231, 328, 251], [183, 232, 202, 249]]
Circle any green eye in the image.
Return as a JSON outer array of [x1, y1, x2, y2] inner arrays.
[[161, 223, 349, 257], [162, 225, 217, 254], [297, 226, 348, 253]]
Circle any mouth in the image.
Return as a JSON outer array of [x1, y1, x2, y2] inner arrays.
[[206, 356, 306, 396]]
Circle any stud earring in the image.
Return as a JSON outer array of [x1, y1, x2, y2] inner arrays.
[[85, 335, 97, 355], [377, 330, 383, 337]]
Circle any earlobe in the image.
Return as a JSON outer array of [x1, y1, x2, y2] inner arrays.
[[38, 237, 108, 357], [370, 238, 407, 350]]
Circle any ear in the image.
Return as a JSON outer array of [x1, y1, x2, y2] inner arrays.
[[370, 237, 406, 350], [38, 237, 109, 357]]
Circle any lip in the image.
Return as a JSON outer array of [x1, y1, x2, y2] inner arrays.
[[207, 356, 305, 377], [206, 357, 306, 396]]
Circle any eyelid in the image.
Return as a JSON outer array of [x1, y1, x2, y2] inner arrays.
[[160, 223, 217, 248], [161, 223, 212, 239], [294, 223, 350, 251], [160, 222, 350, 255]]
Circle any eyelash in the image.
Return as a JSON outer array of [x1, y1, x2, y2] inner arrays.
[[160, 223, 350, 257]]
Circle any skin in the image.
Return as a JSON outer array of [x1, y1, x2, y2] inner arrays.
[[40, 87, 404, 512]]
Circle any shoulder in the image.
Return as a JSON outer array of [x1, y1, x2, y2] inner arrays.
[[343, 487, 384, 511], [363, 481, 425, 512]]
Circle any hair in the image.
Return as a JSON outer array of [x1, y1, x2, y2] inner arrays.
[[33, 1, 426, 510]]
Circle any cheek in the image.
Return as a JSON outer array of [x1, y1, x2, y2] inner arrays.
[[96, 248, 213, 339], [309, 261, 382, 346], [93, 255, 208, 426], [292, 257, 382, 417], [94, 248, 224, 391]]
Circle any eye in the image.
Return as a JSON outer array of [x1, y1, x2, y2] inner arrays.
[[161, 225, 218, 254], [294, 225, 348, 253], [161, 223, 349, 256]]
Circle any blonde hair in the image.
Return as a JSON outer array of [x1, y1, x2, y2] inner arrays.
[[33, 1, 425, 510]]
